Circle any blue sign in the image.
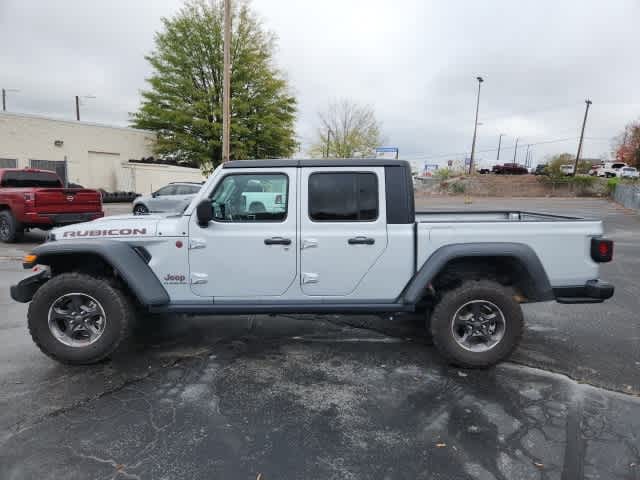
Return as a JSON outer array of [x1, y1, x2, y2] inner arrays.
[[375, 146, 399, 159]]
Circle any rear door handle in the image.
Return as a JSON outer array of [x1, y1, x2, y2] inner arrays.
[[348, 236, 375, 245], [264, 237, 292, 245]]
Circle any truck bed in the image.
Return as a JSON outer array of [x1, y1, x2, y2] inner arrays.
[[416, 210, 580, 223], [415, 210, 603, 288]]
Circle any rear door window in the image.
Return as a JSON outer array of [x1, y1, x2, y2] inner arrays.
[[308, 172, 378, 221]]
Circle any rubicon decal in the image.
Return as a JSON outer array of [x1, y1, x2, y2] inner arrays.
[[164, 274, 186, 284], [62, 228, 147, 238]]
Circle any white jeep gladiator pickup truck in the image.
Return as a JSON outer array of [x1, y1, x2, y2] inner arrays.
[[11, 159, 615, 367]]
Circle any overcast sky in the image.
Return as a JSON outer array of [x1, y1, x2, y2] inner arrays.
[[1, 0, 639, 167]]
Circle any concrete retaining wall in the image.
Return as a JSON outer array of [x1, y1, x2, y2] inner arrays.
[[613, 184, 640, 210]]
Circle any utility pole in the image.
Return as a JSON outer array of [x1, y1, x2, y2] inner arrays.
[[222, 0, 231, 162], [2, 88, 19, 111], [572, 99, 592, 176], [512, 137, 519, 163], [496, 133, 505, 162], [525, 144, 531, 168], [325, 129, 332, 158], [75, 95, 96, 121], [469, 76, 484, 174]]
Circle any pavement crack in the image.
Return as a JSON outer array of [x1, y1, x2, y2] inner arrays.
[[502, 361, 640, 399], [4, 357, 185, 445], [67, 446, 141, 480]]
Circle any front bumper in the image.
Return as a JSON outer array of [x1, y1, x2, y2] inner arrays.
[[553, 279, 614, 304], [10, 270, 50, 303]]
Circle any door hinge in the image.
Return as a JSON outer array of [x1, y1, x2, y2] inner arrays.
[[191, 272, 208, 285], [302, 272, 319, 284], [189, 238, 206, 250]]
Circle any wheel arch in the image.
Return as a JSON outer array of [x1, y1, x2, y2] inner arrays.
[[30, 240, 169, 307], [401, 242, 554, 304]]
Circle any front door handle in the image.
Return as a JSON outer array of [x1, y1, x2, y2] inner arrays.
[[264, 237, 292, 246], [348, 236, 375, 245]]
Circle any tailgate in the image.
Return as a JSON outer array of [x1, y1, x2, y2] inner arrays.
[[34, 189, 102, 213]]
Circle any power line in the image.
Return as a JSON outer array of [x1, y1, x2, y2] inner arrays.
[[403, 136, 578, 161]]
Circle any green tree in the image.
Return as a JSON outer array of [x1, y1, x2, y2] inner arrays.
[[310, 99, 384, 158], [132, 0, 297, 171], [545, 152, 592, 177]]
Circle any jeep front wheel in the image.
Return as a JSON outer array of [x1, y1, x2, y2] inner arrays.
[[28, 273, 135, 364], [430, 280, 523, 368]]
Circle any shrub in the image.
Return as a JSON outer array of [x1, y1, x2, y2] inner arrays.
[[434, 168, 452, 181], [450, 182, 466, 194], [570, 175, 597, 196], [606, 177, 619, 195]]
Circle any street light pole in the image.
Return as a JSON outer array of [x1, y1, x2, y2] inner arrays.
[[222, 0, 231, 162], [572, 99, 592, 176], [512, 137, 519, 163], [496, 133, 505, 162], [75, 95, 96, 121], [469, 76, 484, 174]]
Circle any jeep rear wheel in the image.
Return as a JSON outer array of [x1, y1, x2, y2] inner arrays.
[[430, 280, 523, 368], [28, 273, 135, 364]]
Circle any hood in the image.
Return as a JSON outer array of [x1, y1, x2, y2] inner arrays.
[[52, 214, 163, 240]]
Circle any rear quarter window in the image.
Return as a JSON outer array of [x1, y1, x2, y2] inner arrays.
[[1, 171, 62, 188]]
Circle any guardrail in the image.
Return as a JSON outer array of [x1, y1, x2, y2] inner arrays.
[[613, 184, 640, 210]]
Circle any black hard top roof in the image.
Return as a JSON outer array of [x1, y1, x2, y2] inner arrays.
[[222, 158, 411, 169]]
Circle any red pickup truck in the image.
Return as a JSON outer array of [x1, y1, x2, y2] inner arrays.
[[0, 168, 103, 242]]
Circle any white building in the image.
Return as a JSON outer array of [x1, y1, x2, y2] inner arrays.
[[0, 112, 204, 194]]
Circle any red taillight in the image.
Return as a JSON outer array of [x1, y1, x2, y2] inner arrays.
[[591, 238, 613, 263], [275, 194, 282, 204]]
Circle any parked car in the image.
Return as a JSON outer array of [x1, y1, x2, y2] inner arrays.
[[560, 164, 575, 176], [594, 162, 628, 178], [132, 181, 202, 214], [618, 166, 639, 179], [477, 168, 492, 174], [13, 159, 614, 369], [534, 164, 548, 176], [0, 168, 103, 243], [492, 163, 528, 175], [588, 164, 603, 176]]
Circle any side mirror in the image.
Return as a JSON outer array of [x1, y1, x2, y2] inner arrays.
[[151, 192, 158, 198], [196, 199, 213, 226]]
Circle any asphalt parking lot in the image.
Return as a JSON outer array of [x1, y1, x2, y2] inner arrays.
[[1, 198, 638, 479]]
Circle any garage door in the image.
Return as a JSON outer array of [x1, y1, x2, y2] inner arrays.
[[29, 159, 67, 185], [0, 158, 17, 168]]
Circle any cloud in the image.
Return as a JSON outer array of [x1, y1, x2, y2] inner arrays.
[[1, 0, 638, 164]]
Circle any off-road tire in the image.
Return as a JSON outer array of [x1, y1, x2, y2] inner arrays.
[[0, 210, 21, 243], [28, 273, 135, 365], [430, 280, 523, 368]]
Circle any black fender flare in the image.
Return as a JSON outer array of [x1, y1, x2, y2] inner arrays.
[[400, 242, 554, 304], [29, 239, 169, 306]]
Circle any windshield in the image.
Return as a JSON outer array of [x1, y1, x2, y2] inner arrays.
[[1, 171, 62, 188]]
